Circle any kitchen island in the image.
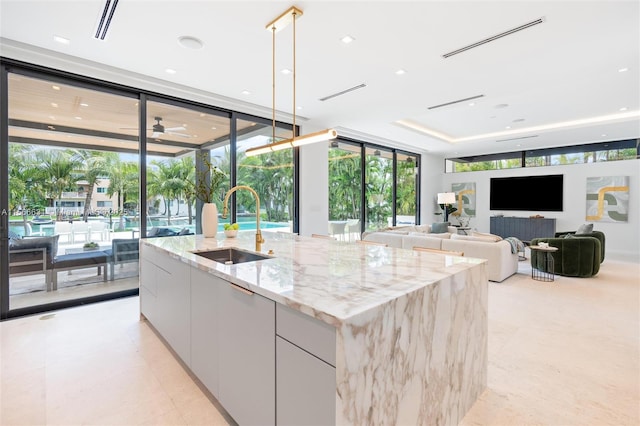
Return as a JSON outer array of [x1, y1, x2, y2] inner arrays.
[[140, 232, 487, 425]]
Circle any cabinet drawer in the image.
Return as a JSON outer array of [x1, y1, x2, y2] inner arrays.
[[276, 304, 336, 366]]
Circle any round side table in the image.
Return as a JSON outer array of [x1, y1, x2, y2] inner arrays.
[[529, 245, 559, 282]]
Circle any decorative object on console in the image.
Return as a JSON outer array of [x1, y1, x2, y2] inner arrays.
[[437, 192, 457, 222], [246, 6, 337, 157], [586, 176, 629, 223], [451, 182, 476, 217]]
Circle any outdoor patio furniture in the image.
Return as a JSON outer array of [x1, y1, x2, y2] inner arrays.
[[54, 221, 73, 243], [8, 235, 59, 290], [104, 238, 139, 280], [52, 250, 109, 290]]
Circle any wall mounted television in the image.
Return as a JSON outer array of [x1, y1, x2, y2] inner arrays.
[[490, 174, 564, 211]]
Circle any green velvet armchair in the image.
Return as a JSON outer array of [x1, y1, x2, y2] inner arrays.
[[531, 236, 602, 278], [555, 230, 605, 262]]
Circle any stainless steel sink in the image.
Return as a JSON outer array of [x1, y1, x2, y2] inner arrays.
[[192, 248, 271, 265]]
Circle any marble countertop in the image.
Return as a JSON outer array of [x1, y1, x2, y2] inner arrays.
[[141, 232, 485, 326]]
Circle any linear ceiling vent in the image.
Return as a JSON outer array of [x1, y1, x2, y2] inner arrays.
[[319, 83, 367, 102], [427, 94, 484, 110], [94, 0, 119, 40], [442, 17, 545, 58], [496, 135, 539, 143]]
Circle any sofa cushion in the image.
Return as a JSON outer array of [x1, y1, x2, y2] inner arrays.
[[575, 223, 594, 235], [9, 235, 59, 268], [451, 234, 498, 243], [411, 232, 451, 239], [387, 230, 410, 235], [470, 231, 503, 241], [401, 235, 444, 250], [431, 222, 450, 233]]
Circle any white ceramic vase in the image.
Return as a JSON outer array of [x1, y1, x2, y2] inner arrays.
[[201, 203, 219, 238]]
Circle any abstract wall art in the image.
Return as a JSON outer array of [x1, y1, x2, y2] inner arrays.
[[586, 176, 629, 223], [451, 182, 476, 217]]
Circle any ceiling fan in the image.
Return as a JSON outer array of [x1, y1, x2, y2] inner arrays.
[[149, 116, 190, 138]]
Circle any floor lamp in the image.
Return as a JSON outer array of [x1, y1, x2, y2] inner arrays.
[[437, 192, 456, 222]]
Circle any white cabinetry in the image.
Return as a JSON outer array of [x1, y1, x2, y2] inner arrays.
[[276, 337, 336, 425], [275, 304, 336, 425], [190, 267, 220, 398], [218, 283, 276, 426], [141, 246, 191, 365]]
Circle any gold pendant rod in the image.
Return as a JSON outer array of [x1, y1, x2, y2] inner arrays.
[[292, 9, 296, 142]]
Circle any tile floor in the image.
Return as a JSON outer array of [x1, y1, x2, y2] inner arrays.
[[1, 258, 638, 425]]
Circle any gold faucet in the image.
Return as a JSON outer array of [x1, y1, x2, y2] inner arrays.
[[222, 185, 265, 252]]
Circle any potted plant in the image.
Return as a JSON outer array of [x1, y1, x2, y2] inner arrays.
[[83, 241, 99, 251], [195, 153, 227, 238]]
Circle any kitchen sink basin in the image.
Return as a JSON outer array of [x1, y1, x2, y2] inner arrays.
[[192, 248, 271, 265]]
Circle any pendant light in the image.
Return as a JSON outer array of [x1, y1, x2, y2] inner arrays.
[[246, 6, 337, 157]]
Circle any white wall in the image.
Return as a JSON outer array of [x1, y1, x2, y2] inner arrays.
[[441, 159, 640, 262]]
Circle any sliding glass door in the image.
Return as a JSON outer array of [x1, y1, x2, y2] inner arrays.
[[2, 70, 141, 316]]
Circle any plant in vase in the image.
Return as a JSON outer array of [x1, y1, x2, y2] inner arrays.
[[195, 154, 227, 238]]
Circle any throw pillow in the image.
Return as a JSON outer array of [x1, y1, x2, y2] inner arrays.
[[431, 222, 450, 233], [575, 223, 593, 235], [563, 234, 575, 239]]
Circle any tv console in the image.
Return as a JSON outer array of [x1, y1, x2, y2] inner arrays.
[[490, 216, 556, 242]]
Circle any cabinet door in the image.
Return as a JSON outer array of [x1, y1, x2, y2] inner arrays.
[[218, 283, 275, 426], [190, 267, 219, 398], [276, 337, 336, 426], [139, 258, 157, 323], [155, 253, 191, 364]]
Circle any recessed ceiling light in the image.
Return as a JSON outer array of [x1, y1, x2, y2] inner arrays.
[[495, 103, 509, 109], [468, 102, 475, 107], [281, 68, 292, 75], [165, 68, 177, 74], [619, 107, 628, 111], [505, 126, 511, 129], [395, 69, 406, 75], [516, 144, 522, 147], [178, 36, 203, 50], [49, 116, 55, 120], [241, 90, 251, 95], [51, 102, 58, 108], [340, 35, 355, 44], [211, 126, 217, 130], [53, 35, 70, 45], [52, 85, 60, 91], [618, 67, 629, 73], [75, 116, 82, 120], [296, 106, 303, 110], [80, 103, 89, 107], [601, 133, 607, 137], [199, 113, 206, 117]]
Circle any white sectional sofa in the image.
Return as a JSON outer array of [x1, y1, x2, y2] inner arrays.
[[363, 227, 519, 282]]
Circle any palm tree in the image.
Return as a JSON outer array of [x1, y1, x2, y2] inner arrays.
[[177, 156, 196, 224], [148, 160, 185, 225], [73, 150, 117, 221], [107, 159, 138, 230], [35, 149, 81, 219]]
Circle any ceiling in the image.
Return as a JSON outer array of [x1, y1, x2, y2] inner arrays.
[[1, 0, 638, 157]]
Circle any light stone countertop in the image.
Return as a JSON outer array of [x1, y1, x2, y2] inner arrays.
[[141, 231, 485, 327]]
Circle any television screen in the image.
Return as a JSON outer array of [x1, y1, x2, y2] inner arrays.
[[490, 174, 563, 211]]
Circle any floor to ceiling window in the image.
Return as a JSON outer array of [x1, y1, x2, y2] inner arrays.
[[327, 140, 421, 239], [144, 99, 231, 238], [328, 141, 362, 240], [396, 152, 419, 225], [234, 117, 295, 233], [3, 70, 141, 315]]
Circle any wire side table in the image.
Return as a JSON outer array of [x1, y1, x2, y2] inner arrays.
[[530, 245, 559, 282]]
